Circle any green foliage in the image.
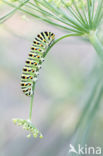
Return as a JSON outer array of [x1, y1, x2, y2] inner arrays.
[[1, 0, 103, 34]]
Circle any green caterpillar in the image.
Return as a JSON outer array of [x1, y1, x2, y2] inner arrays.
[[21, 31, 55, 96]]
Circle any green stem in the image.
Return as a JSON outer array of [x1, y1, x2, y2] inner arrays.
[[88, 31, 103, 62], [74, 76, 100, 132], [29, 82, 35, 121], [29, 33, 82, 120], [44, 33, 82, 57], [75, 78, 103, 145], [29, 33, 82, 121]]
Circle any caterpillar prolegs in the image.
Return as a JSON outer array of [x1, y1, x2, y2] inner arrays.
[[21, 32, 55, 96]]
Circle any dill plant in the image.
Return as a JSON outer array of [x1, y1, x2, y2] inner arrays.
[[1, 0, 103, 144]]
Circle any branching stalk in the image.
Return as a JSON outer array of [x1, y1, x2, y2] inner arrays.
[[44, 33, 83, 57], [89, 31, 103, 62]]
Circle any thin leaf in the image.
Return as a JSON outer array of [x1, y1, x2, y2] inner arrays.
[[1, 0, 29, 24]]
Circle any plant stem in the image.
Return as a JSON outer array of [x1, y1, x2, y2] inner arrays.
[[44, 33, 82, 57], [29, 33, 82, 121], [76, 78, 103, 145], [29, 82, 35, 121], [74, 76, 100, 132], [88, 31, 103, 62]]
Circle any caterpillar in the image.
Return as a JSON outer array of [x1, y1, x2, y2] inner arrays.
[[21, 31, 55, 96]]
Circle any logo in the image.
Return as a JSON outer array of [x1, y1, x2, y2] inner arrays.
[[69, 144, 102, 155]]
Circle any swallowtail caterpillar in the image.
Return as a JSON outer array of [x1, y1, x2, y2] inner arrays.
[[21, 31, 55, 96], [13, 32, 55, 138]]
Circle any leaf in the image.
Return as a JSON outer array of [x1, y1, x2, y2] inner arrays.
[[0, 0, 29, 24]]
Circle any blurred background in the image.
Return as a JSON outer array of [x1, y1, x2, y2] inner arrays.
[[0, 3, 103, 156]]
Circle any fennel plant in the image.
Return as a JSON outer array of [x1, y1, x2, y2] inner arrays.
[[1, 0, 103, 148]]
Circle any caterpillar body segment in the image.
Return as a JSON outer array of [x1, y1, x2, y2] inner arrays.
[[21, 31, 55, 96]]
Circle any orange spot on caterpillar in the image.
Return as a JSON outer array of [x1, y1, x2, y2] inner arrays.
[[34, 62, 37, 65], [38, 49, 41, 52], [43, 39, 46, 42], [37, 55, 40, 58], [30, 76, 33, 79]]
